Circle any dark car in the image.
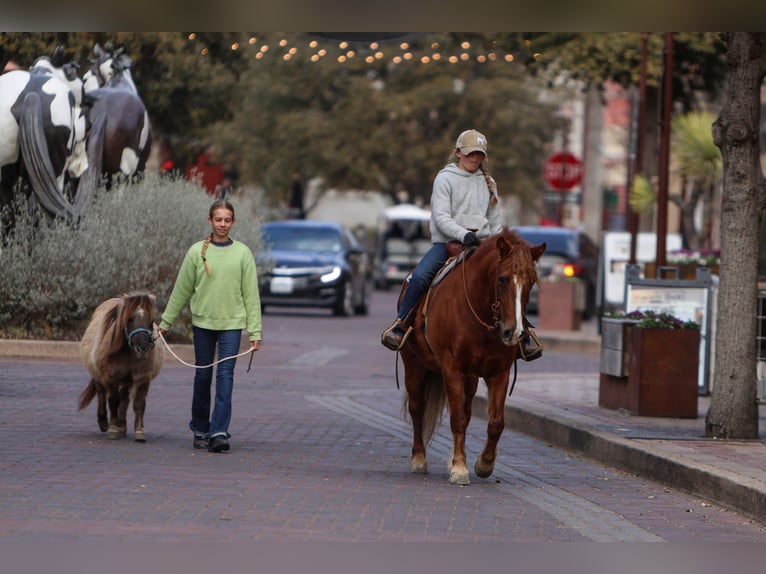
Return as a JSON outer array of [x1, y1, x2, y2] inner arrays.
[[258, 220, 373, 316], [512, 225, 600, 319]]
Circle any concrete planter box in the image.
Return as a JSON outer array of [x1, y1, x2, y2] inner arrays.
[[600, 317, 638, 377], [537, 280, 583, 331]]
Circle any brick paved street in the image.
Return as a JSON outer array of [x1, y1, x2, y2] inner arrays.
[[1, 290, 765, 544]]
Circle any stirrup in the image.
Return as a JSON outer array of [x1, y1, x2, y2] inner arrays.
[[381, 319, 413, 351], [519, 328, 543, 362]]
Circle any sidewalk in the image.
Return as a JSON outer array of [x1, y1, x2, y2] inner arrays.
[[474, 320, 766, 525], [2, 325, 765, 525]]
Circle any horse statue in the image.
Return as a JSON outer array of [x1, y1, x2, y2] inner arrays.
[[397, 230, 546, 485], [0, 49, 89, 230], [78, 43, 152, 192], [78, 292, 164, 442]]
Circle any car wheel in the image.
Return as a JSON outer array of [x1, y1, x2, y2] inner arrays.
[[333, 280, 354, 317]]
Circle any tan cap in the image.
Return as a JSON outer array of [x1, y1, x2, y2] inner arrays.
[[455, 129, 488, 156]]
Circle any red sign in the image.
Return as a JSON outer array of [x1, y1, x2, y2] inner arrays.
[[543, 152, 584, 191]]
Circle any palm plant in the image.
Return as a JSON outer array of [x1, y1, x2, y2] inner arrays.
[[629, 110, 722, 250]]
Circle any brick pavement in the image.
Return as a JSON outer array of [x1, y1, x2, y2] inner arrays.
[[1, 300, 765, 542]]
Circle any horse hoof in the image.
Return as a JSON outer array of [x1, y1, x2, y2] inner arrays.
[[449, 470, 470, 486], [107, 427, 126, 439], [98, 421, 108, 432], [410, 460, 428, 474], [474, 462, 494, 479], [134, 430, 146, 442]]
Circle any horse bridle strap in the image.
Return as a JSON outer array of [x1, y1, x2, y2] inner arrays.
[[124, 327, 156, 351], [461, 251, 501, 331]]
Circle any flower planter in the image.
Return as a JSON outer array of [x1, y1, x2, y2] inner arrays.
[[599, 326, 699, 418], [599, 318, 638, 377], [537, 280, 582, 331], [644, 262, 719, 280]]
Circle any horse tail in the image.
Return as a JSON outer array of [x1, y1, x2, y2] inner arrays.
[[18, 92, 76, 219], [72, 110, 105, 212], [421, 371, 446, 446], [77, 379, 98, 410]]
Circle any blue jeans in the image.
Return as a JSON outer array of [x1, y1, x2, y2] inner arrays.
[[190, 326, 242, 439], [397, 242, 448, 321]]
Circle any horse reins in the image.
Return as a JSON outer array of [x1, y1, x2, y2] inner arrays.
[[460, 248, 521, 398], [461, 250, 502, 331]]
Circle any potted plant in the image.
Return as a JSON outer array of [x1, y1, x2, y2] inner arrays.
[[644, 249, 720, 280], [537, 276, 584, 331], [599, 310, 701, 417]]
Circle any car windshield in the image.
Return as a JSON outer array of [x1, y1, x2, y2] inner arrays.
[[263, 226, 343, 253]]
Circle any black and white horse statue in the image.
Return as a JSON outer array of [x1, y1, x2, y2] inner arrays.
[[79, 44, 152, 189], [0, 49, 89, 228]]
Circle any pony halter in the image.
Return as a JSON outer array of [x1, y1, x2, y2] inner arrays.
[[124, 326, 156, 358]]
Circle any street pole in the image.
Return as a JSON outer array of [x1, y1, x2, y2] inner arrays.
[[628, 32, 649, 266], [656, 32, 674, 272]]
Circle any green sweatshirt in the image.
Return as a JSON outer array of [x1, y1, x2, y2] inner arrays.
[[160, 239, 262, 341]]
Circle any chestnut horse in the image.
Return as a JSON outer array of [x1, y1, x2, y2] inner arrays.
[[78, 293, 164, 442], [398, 229, 545, 485]]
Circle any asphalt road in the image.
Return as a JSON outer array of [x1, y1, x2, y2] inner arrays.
[[0, 288, 764, 546]]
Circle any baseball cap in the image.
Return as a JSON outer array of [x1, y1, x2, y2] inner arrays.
[[455, 129, 488, 156]]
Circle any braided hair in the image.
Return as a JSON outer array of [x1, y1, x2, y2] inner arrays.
[[201, 199, 236, 275], [449, 151, 498, 207]]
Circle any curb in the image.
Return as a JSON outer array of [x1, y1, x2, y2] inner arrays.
[[472, 395, 766, 525]]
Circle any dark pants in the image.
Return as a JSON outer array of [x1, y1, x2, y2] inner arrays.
[[396, 242, 448, 321]]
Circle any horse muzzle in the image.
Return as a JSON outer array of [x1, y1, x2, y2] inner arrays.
[[125, 327, 156, 359], [500, 327, 521, 347]]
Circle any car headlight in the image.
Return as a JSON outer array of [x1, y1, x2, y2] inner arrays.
[[320, 266, 342, 283]]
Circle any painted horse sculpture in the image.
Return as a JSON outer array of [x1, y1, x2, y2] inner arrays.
[[397, 230, 545, 485], [79, 43, 152, 192], [0, 53, 89, 228]]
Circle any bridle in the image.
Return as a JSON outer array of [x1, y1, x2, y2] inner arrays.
[[461, 249, 507, 331], [125, 326, 156, 359]]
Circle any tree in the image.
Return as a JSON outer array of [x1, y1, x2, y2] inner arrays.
[[705, 33, 766, 439], [209, 32, 564, 211]]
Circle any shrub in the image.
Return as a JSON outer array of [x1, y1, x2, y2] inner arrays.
[[0, 175, 265, 340]]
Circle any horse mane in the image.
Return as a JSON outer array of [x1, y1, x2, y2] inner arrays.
[[471, 229, 541, 288], [101, 293, 156, 357]]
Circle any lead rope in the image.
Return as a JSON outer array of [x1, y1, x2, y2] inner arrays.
[[155, 327, 255, 372]]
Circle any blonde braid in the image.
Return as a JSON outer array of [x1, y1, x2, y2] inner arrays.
[[201, 233, 212, 275], [481, 164, 498, 207]]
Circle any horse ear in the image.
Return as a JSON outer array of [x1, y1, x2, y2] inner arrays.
[[496, 235, 512, 258], [531, 242, 547, 262]]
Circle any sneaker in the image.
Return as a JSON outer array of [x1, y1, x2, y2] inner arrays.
[[193, 435, 209, 449], [208, 435, 230, 453], [381, 319, 405, 351]]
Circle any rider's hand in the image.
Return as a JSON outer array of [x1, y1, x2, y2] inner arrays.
[[462, 231, 480, 247]]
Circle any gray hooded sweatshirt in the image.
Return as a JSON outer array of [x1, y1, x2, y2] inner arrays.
[[429, 163, 505, 244]]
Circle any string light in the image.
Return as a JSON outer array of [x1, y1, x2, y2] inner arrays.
[[187, 34, 533, 69]]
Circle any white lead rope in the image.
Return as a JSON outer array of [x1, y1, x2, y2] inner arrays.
[[155, 327, 254, 370]]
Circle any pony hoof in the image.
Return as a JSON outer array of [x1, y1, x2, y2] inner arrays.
[[410, 460, 428, 474], [107, 427, 126, 439], [448, 471, 470, 486], [134, 430, 146, 442], [474, 463, 494, 479]]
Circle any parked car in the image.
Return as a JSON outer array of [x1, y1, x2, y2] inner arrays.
[[512, 225, 600, 319], [373, 203, 432, 290], [258, 220, 373, 316]]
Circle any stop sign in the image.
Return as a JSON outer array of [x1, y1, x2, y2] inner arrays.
[[543, 152, 584, 191]]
